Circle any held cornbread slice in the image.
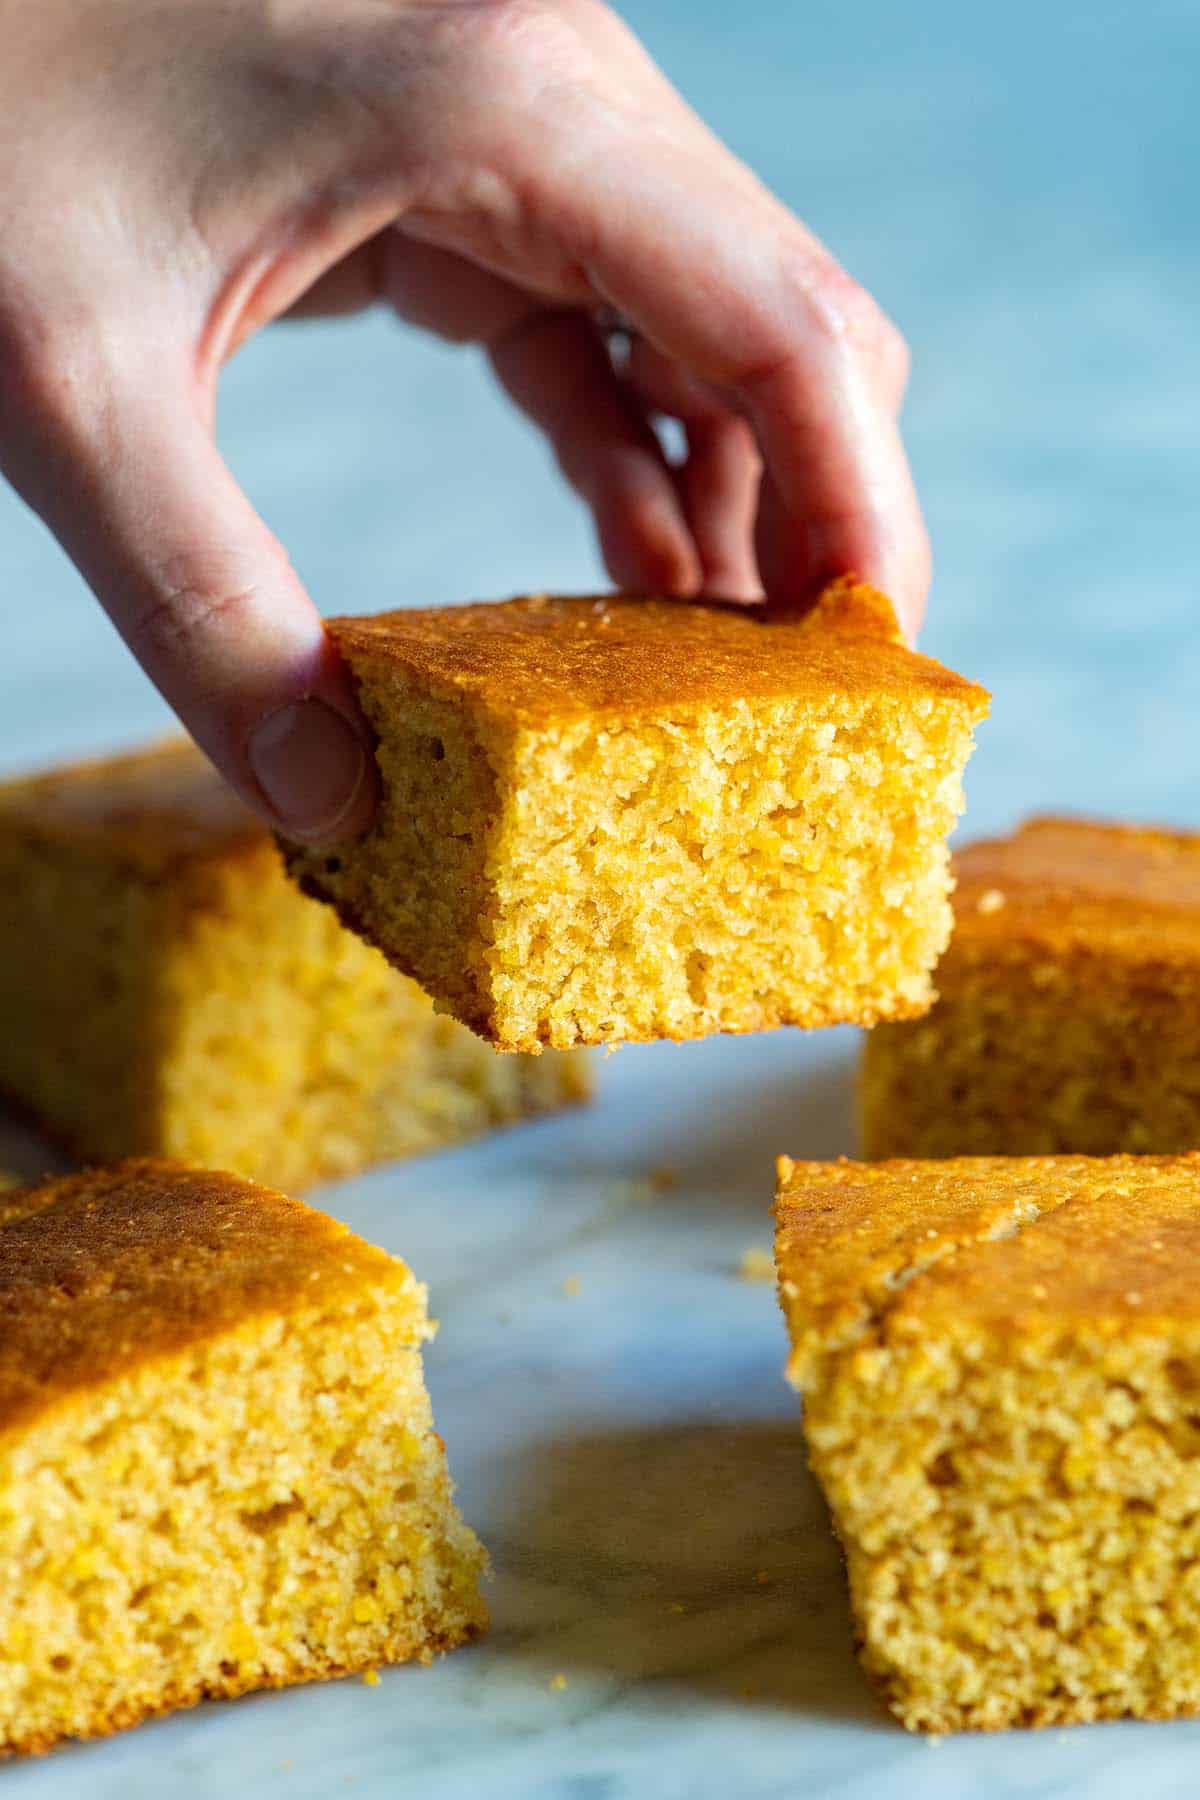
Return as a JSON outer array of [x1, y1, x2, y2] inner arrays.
[[0, 740, 588, 1190], [776, 1151, 1200, 1732], [862, 815, 1200, 1158], [0, 1159, 486, 1757], [284, 582, 988, 1051]]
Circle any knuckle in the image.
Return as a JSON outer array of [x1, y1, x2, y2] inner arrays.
[[128, 555, 266, 665], [778, 250, 911, 402], [421, 0, 563, 85], [804, 261, 890, 350], [874, 311, 911, 394]]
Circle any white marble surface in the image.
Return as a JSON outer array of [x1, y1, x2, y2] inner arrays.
[[1, 0, 1198, 1792], [8, 1035, 1200, 1800]]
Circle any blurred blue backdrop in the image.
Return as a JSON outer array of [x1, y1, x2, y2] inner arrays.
[[1, 0, 1196, 835]]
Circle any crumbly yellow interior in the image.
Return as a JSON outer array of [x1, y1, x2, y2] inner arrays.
[[0, 816, 585, 1190], [0, 1287, 486, 1756], [310, 666, 977, 1051], [805, 1320, 1200, 1732], [778, 1154, 1200, 1733], [158, 846, 587, 1188], [862, 960, 1200, 1159]]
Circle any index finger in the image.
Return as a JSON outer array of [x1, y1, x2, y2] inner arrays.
[[528, 111, 930, 636]]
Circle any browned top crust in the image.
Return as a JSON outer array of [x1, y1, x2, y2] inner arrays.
[[328, 581, 989, 727], [0, 739, 262, 872], [0, 1160, 419, 1437], [775, 1153, 1200, 1384], [949, 816, 1200, 963]]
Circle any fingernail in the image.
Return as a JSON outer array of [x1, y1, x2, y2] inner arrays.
[[248, 698, 369, 841]]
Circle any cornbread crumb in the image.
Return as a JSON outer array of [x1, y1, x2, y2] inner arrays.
[[0, 1160, 486, 1757], [776, 1151, 1200, 1732], [362, 1670, 380, 1688], [561, 1275, 582, 1297], [738, 1246, 775, 1282], [285, 583, 987, 1050], [864, 816, 1200, 1158], [0, 741, 588, 1189], [549, 1673, 568, 1692]]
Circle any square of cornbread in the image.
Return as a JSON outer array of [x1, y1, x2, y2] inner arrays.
[[0, 740, 588, 1190], [863, 815, 1200, 1158], [284, 582, 988, 1050], [775, 1150, 1200, 1732], [0, 1159, 486, 1756]]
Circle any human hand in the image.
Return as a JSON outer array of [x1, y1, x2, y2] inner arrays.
[[0, 0, 929, 841]]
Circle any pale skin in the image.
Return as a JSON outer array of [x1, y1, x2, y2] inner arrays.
[[0, 0, 930, 842]]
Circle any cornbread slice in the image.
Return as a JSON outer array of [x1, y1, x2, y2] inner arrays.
[[0, 740, 588, 1189], [775, 1151, 1200, 1732], [863, 815, 1200, 1158], [0, 1159, 486, 1756], [284, 582, 988, 1050]]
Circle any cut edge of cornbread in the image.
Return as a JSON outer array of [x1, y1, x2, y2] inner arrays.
[[287, 585, 989, 1051], [0, 739, 589, 1188], [861, 813, 1200, 1160], [0, 1161, 486, 1757], [775, 1153, 1200, 1733]]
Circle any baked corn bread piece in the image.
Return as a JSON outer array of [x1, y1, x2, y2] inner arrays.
[[285, 582, 988, 1051], [863, 815, 1200, 1158], [0, 1159, 486, 1757], [0, 740, 588, 1189], [776, 1150, 1200, 1732]]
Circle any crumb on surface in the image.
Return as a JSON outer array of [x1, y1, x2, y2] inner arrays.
[[550, 1673, 568, 1692], [738, 1246, 775, 1283], [561, 1276, 582, 1298]]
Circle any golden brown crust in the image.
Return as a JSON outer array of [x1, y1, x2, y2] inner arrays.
[[949, 815, 1200, 964], [0, 738, 262, 872], [775, 1152, 1200, 1384], [0, 1615, 485, 1758], [0, 1159, 417, 1436], [327, 582, 990, 728]]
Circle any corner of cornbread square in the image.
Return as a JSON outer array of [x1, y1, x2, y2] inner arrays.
[[0, 739, 588, 1188], [775, 1151, 1200, 1732], [285, 582, 988, 1050], [862, 815, 1200, 1158], [0, 1159, 486, 1756]]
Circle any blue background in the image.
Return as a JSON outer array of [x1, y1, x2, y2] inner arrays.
[[4, 6, 1200, 1797], [2, 0, 1196, 833]]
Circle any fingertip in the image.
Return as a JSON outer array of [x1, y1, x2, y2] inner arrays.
[[598, 509, 702, 597], [245, 693, 380, 845]]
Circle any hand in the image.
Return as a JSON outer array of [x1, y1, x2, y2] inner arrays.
[[0, 0, 930, 841]]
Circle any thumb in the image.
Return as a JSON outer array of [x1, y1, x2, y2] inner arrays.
[[0, 338, 376, 843]]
